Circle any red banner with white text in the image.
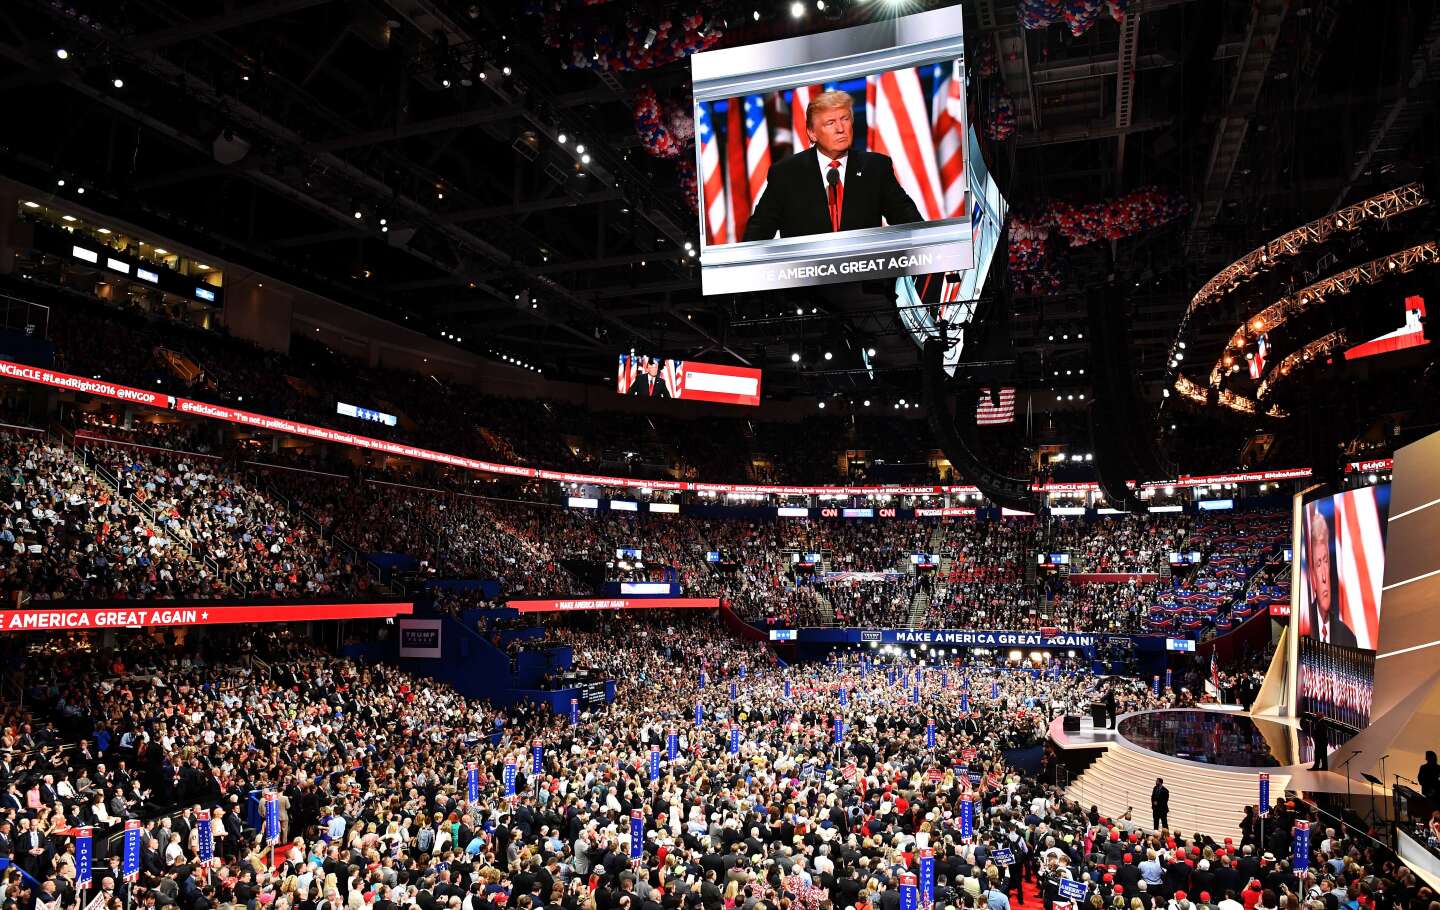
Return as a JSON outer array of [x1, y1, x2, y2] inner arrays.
[[0, 601, 413, 633], [508, 597, 719, 614]]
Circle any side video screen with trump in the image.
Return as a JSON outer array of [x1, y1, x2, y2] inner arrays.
[[690, 6, 972, 295], [1294, 484, 1390, 729], [617, 354, 763, 407]]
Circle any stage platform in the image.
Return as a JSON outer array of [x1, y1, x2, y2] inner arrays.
[[1050, 708, 1388, 840]]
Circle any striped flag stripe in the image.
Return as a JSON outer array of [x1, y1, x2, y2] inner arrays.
[[876, 70, 945, 221], [725, 98, 750, 244]]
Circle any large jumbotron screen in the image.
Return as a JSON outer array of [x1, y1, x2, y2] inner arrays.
[[690, 6, 974, 295], [1295, 484, 1391, 729]]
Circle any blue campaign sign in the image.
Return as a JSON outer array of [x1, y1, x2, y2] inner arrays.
[[630, 810, 644, 860], [839, 687, 848, 707], [667, 730, 679, 761], [990, 847, 1014, 865], [570, 698, 579, 725], [1165, 668, 1173, 689], [503, 762, 517, 799], [695, 702, 704, 726], [960, 694, 970, 713], [76, 827, 93, 887], [911, 685, 920, 705], [195, 817, 212, 867], [918, 850, 935, 906], [1259, 773, 1270, 816], [730, 681, 738, 701], [926, 720, 936, 750], [1292, 821, 1310, 871], [123, 819, 143, 880], [784, 679, 792, 699], [800, 762, 816, 779], [649, 747, 660, 782], [1152, 675, 1161, 696], [960, 797, 974, 838], [467, 762, 479, 803], [264, 792, 281, 844], [992, 681, 999, 699], [833, 716, 844, 745], [962, 675, 971, 691], [699, 670, 707, 688], [739, 665, 746, 679], [889, 666, 897, 685], [729, 725, 740, 755], [1057, 879, 1089, 903], [899, 874, 918, 910], [533, 742, 544, 777]]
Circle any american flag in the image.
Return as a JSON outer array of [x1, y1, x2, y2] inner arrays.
[[975, 387, 1015, 425], [1333, 487, 1386, 649], [1210, 650, 1220, 691], [931, 61, 967, 220], [1248, 333, 1269, 380], [698, 102, 728, 244], [616, 354, 639, 394], [791, 84, 823, 153], [662, 359, 685, 399], [724, 99, 750, 243], [744, 95, 772, 208], [869, 69, 945, 221]]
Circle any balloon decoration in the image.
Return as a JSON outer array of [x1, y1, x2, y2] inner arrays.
[[1008, 188, 1188, 294], [526, 2, 725, 72], [986, 93, 1017, 141], [677, 158, 698, 213], [1018, 0, 1132, 36], [633, 85, 685, 158]]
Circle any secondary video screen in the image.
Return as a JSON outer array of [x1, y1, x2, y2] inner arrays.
[[1296, 484, 1391, 650], [616, 354, 763, 407], [691, 6, 973, 295]]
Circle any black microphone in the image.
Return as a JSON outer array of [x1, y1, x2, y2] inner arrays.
[[827, 168, 840, 191]]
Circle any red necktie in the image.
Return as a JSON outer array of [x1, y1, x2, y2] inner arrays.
[[828, 158, 844, 231]]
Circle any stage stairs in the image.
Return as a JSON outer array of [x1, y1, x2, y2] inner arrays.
[[1064, 743, 1290, 842]]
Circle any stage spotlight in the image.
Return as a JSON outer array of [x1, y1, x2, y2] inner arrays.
[[790, 1, 805, 16], [790, 352, 801, 363], [824, 351, 833, 360], [112, 77, 124, 89], [55, 48, 69, 60]]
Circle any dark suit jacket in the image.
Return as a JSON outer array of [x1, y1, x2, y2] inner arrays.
[[741, 147, 924, 241], [1307, 596, 1358, 648], [629, 376, 670, 399]]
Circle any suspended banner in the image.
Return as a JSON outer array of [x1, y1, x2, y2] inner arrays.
[[0, 601, 414, 633], [618, 354, 763, 407], [508, 598, 719, 614]]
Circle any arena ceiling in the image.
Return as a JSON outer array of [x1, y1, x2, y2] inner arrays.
[[0, 0, 1433, 414]]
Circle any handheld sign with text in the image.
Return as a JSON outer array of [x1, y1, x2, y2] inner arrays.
[[467, 761, 480, 804], [992, 681, 999, 699], [649, 746, 660, 782], [842, 764, 857, 780], [695, 702, 703, 727], [927, 768, 943, 783], [699, 669, 706, 688], [630, 810, 644, 861], [667, 728, 679, 761], [889, 666, 897, 686], [1057, 880, 1089, 903], [122, 819, 143, 881], [570, 698, 579, 725], [1152, 675, 1161, 696], [1292, 820, 1310, 871], [196, 817, 213, 867], [503, 761, 518, 801], [264, 791, 281, 844], [911, 685, 920, 705], [739, 665, 746, 679], [784, 679, 791, 700], [76, 827, 93, 888], [926, 719, 936, 750], [1259, 773, 1270, 816], [533, 741, 544, 777], [833, 715, 844, 745], [960, 693, 969, 713], [839, 687, 848, 708], [1165, 668, 1173, 689], [730, 681, 737, 701], [960, 796, 974, 838], [918, 849, 935, 908], [729, 724, 740, 755], [942, 671, 949, 690], [990, 847, 1014, 865], [899, 873, 918, 910]]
